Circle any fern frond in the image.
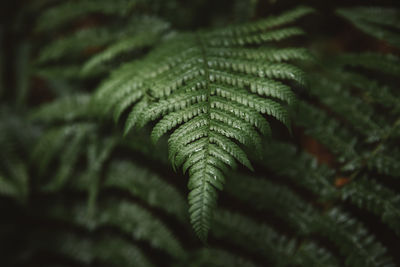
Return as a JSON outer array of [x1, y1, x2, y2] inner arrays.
[[337, 7, 400, 48], [97, 199, 185, 258], [213, 209, 340, 267], [0, 127, 27, 201], [37, 26, 118, 64], [207, 47, 312, 62], [0, 164, 28, 201], [31, 122, 98, 191], [0, 111, 35, 202], [293, 100, 359, 164], [81, 16, 169, 76], [225, 172, 394, 267], [335, 53, 400, 76], [365, 146, 400, 177], [47, 197, 185, 259], [226, 173, 312, 228], [31, 93, 92, 122], [94, 6, 312, 240], [307, 73, 382, 140], [104, 160, 188, 221], [333, 71, 400, 113], [37, 15, 168, 64], [292, 21, 400, 251], [34, 1, 171, 88], [317, 208, 394, 267], [205, 6, 314, 37], [34, 65, 82, 80], [35, 0, 143, 32], [340, 176, 400, 236], [27, 231, 155, 267]]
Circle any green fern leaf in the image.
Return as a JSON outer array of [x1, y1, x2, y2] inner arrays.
[[94, 6, 313, 240]]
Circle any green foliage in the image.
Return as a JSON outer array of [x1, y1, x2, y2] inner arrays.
[[225, 171, 394, 267], [1, 1, 400, 267], [26, 231, 155, 267], [34, 0, 144, 33], [31, 122, 102, 191], [337, 7, 400, 48], [37, 15, 169, 73], [46, 196, 185, 258], [293, 50, 400, 242], [94, 6, 313, 240], [31, 93, 94, 122], [105, 160, 188, 222], [0, 111, 33, 202], [34, 0, 170, 87], [81, 16, 169, 76]]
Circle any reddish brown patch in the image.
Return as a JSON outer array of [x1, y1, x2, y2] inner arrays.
[[72, 17, 100, 31], [83, 46, 104, 56], [29, 76, 54, 105], [296, 128, 336, 167], [374, 40, 399, 54], [334, 177, 350, 188]]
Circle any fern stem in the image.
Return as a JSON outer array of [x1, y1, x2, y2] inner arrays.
[[195, 32, 214, 242]]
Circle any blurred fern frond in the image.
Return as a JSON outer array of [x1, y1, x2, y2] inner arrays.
[[337, 6, 400, 48], [0, 111, 34, 202], [34, 1, 171, 86], [34, 0, 145, 33]]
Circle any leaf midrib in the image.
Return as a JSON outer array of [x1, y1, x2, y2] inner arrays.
[[195, 32, 214, 239]]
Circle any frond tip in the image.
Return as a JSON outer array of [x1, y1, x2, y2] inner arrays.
[[94, 6, 312, 240]]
